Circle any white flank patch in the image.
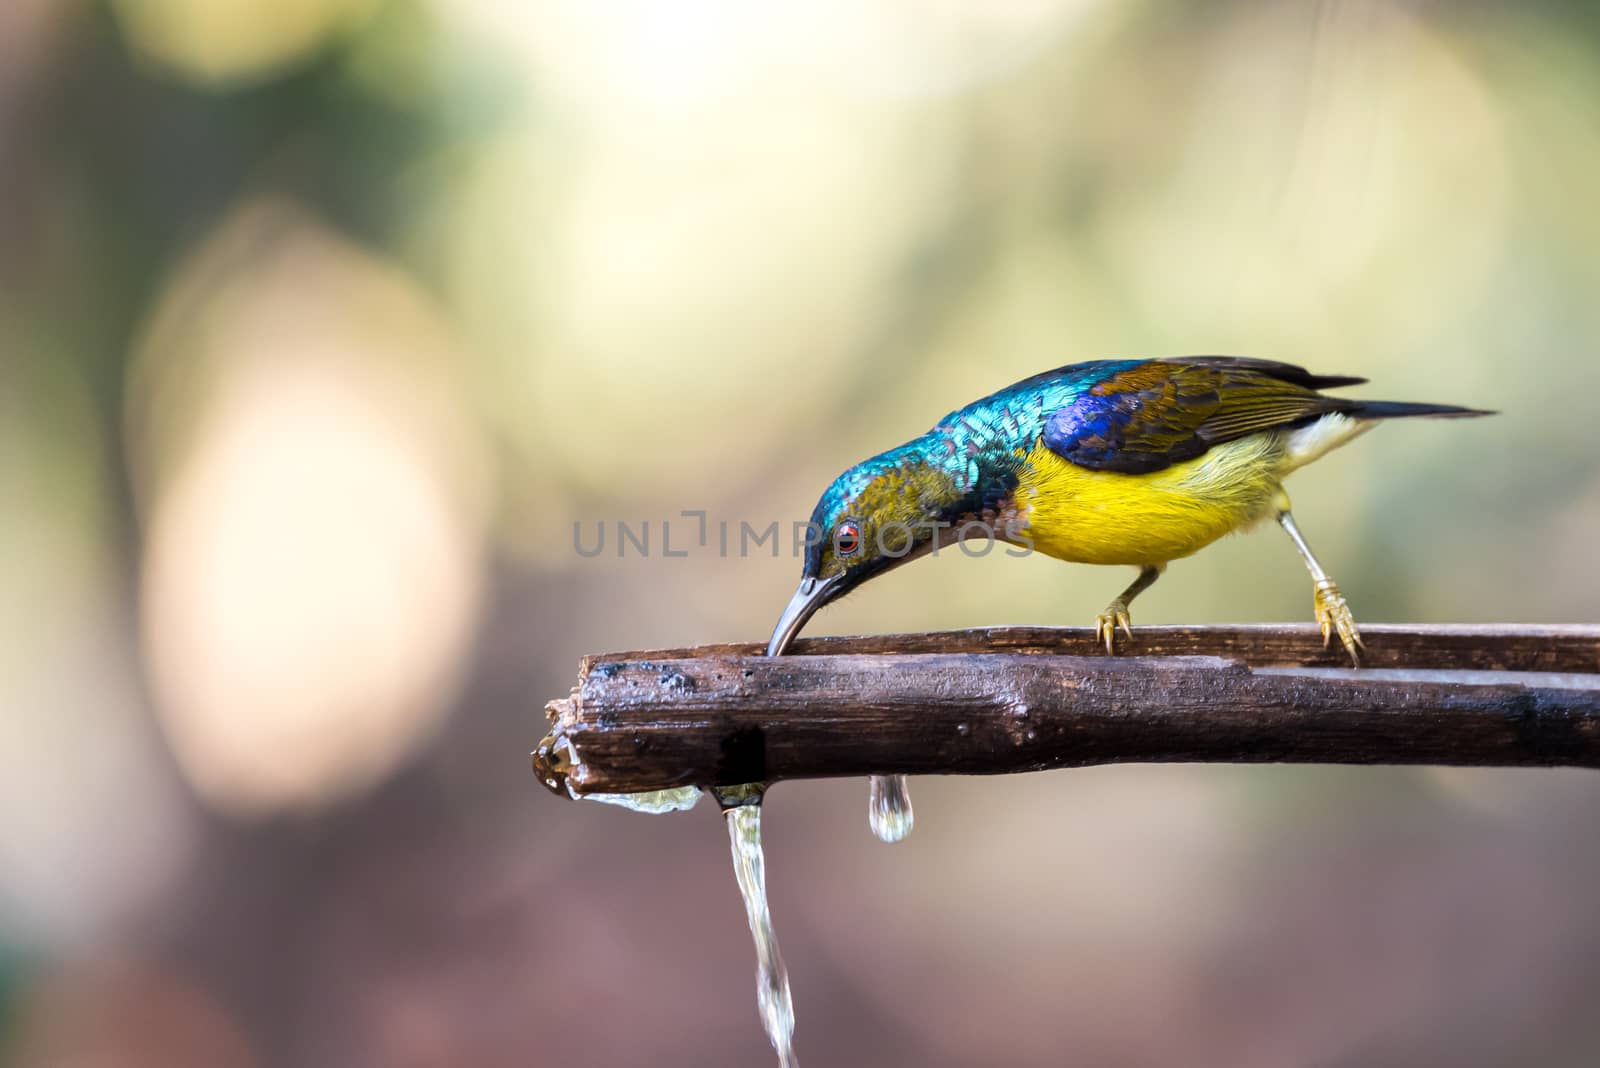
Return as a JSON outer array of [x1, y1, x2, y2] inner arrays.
[[1280, 412, 1374, 473]]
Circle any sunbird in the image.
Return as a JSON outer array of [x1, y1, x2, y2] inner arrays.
[[767, 356, 1489, 663]]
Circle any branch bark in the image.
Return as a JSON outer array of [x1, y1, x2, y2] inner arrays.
[[535, 624, 1600, 797]]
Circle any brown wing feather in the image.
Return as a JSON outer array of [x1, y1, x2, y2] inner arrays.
[[1042, 359, 1356, 474]]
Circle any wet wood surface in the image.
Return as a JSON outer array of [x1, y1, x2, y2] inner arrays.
[[536, 625, 1600, 796]]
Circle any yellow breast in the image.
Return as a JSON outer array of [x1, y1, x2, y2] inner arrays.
[[1012, 434, 1287, 566]]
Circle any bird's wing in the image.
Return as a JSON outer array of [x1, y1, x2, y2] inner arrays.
[[1039, 359, 1356, 474]]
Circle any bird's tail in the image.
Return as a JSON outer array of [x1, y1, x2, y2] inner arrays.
[[1347, 400, 1496, 420]]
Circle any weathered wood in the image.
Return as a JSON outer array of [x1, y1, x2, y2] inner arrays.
[[536, 625, 1600, 797], [591, 624, 1600, 674]]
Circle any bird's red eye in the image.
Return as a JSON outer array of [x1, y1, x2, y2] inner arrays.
[[835, 520, 861, 556]]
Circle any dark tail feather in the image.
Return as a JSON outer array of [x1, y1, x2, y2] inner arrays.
[[1303, 373, 1370, 390], [1348, 400, 1496, 420]]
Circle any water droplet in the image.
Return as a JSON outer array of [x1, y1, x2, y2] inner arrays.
[[956, 723, 970, 736], [725, 803, 798, 1068], [868, 774, 913, 843], [582, 786, 703, 813]]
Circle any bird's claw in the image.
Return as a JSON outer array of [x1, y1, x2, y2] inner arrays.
[[1094, 600, 1134, 655], [1313, 578, 1364, 666]]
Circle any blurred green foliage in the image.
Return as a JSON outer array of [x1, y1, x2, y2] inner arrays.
[[3, 2, 1600, 1065]]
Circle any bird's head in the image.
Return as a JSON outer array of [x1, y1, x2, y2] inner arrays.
[[767, 445, 970, 656]]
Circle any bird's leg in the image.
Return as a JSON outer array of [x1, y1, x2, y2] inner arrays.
[[1274, 490, 1364, 665], [1095, 564, 1163, 654]]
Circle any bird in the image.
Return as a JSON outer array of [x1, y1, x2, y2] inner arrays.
[[766, 356, 1491, 664], [765, 355, 1490, 844]]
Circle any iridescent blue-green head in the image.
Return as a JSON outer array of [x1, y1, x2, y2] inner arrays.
[[767, 440, 976, 656]]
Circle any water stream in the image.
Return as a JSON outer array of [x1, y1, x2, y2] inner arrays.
[[721, 796, 798, 1067]]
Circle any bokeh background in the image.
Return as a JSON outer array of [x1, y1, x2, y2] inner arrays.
[[4, 1, 1600, 1065]]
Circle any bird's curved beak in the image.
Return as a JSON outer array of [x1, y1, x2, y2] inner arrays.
[[766, 575, 842, 656]]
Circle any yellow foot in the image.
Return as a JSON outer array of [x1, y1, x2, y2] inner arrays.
[[1094, 600, 1134, 655], [1313, 578, 1364, 665]]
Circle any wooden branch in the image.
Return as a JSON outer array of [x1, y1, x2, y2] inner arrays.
[[535, 624, 1600, 797], [586, 623, 1600, 673]]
